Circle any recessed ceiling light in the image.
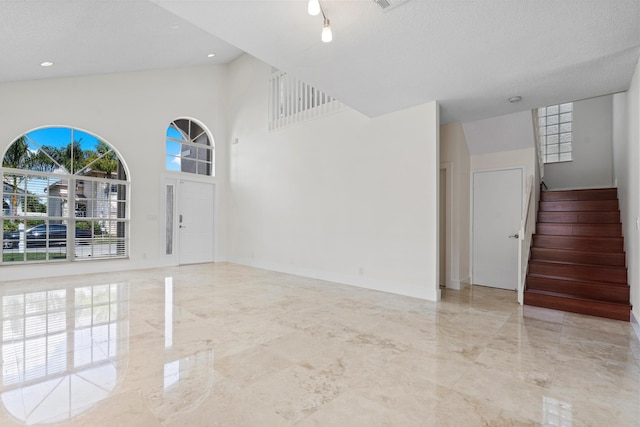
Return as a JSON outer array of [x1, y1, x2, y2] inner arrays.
[[170, 24, 180, 30], [40, 61, 54, 67], [207, 53, 216, 58], [508, 96, 522, 103]]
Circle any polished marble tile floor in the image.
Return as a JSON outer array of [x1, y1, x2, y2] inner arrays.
[[0, 263, 638, 426]]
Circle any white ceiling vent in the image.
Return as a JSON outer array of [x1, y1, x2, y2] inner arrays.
[[372, 0, 411, 12]]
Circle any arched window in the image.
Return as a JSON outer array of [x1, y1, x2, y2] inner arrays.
[[165, 118, 214, 176], [1, 127, 129, 263]]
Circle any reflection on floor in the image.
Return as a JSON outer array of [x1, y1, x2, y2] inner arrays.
[[0, 263, 638, 426]]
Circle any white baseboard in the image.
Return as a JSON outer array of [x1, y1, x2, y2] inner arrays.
[[231, 257, 441, 301], [631, 311, 640, 343], [446, 276, 471, 291], [446, 280, 462, 290]]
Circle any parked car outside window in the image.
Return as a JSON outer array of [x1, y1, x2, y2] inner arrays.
[[2, 224, 92, 249]]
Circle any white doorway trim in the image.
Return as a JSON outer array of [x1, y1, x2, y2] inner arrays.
[[439, 162, 454, 289]]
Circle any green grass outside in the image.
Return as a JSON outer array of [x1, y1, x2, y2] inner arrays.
[[3, 252, 67, 262]]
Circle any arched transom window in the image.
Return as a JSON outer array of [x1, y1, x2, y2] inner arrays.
[[1, 127, 129, 263], [166, 118, 214, 176]]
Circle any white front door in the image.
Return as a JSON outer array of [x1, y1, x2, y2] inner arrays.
[[178, 180, 214, 265], [472, 168, 522, 290]]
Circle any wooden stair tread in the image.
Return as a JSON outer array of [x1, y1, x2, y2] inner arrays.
[[531, 246, 625, 255], [537, 211, 621, 224], [525, 288, 630, 305], [527, 272, 628, 287], [539, 200, 618, 212], [528, 259, 627, 271], [530, 247, 626, 267], [540, 188, 618, 202], [532, 235, 624, 252], [524, 289, 631, 321], [530, 248, 626, 257], [535, 223, 621, 237]]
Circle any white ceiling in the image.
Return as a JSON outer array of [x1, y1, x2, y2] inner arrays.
[[0, 0, 244, 82], [2, 0, 639, 124]]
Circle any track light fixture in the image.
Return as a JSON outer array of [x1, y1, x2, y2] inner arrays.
[[308, 0, 332, 43], [308, 0, 320, 16], [322, 18, 332, 43]]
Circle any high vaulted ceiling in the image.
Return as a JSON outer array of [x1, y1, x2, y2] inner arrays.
[[2, 0, 639, 124]]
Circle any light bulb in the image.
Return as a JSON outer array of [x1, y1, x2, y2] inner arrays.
[[308, 0, 321, 16], [322, 19, 332, 43]]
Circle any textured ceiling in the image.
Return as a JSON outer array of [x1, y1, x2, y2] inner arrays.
[[1, 0, 639, 124]]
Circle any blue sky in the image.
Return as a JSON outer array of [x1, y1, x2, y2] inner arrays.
[[26, 128, 101, 153], [166, 126, 184, 171], [15, 126, 187, 172]]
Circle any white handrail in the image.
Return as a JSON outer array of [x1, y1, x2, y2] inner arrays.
[[268, 71, 344, 131], [517, 175, 536, 304]]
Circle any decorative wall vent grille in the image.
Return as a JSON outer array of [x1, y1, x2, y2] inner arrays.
[[372, 0, 411, 12], [268, 71, 344, 131]]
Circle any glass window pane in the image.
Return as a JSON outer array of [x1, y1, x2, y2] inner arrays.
[[191, 123, 206, 142], [197, 147, 210, 161], [170, 120, 189, 141], [560, 103, 573, 113], [559, 152, 572, 161], [560, 123, 572, 133], [546, 105, 559, 115], [559, 143, 572, 153], [546, 115, 559, 125], [197, 161, 211, 176], [560, 112, 572, 123], [546, 153, 559, 163]]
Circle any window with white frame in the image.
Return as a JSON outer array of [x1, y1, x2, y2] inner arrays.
[[165, 119, 214, 177], [1, 127, 129, 263], [538, 103, 573, 163]]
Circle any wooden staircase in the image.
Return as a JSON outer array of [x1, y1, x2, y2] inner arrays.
[[524, 188, 631, 321]]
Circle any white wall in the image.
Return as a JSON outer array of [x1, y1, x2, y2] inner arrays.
[[463, 111, 535, 155], [544, 95, 614, 190], [227, 54, 440, 300], [440, 122, 471, 289], [613, 58, 640, 328], [0, 66, 229, 280], [471, 148, 537, 179]]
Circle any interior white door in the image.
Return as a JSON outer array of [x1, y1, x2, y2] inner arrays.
[[178, 180, 214, 264], [472, 168, 522, 290]]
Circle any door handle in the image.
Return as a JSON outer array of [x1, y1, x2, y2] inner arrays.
[[508, 234, 519, 239]]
